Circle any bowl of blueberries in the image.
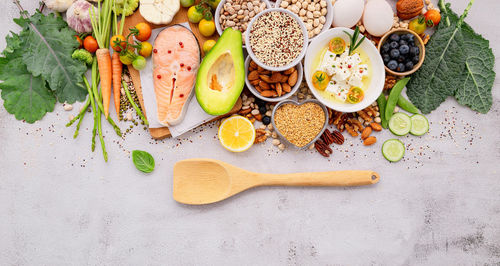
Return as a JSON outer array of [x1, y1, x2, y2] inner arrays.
[[378, 29, 425, 76]]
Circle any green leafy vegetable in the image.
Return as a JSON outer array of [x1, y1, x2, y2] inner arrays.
[[132, 150, 155, 173], [0, 33, 55, 123], [15, 11, 87, 103], [406, 0, 495, 114], [344, 26, 366, 56]]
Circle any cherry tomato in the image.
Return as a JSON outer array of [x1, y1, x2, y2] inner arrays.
[[75, 35, 83, 48], [134, 22, 152, 42], [346, 87, 364, 104], [132, 56, 147, 70], [311, 71, 329, 91], [138, 41, 153, 57], [328, 37, 346, 55], [424, 9, 441, 27], [120, 50, 136, 65], [83, 36, 98, 53], [409, 16, 427, 35], [187, 6, 203, 23], [110, 35, 126, 52]]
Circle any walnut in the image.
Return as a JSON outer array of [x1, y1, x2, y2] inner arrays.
[[396, 0, 424, 20], [384, 75, 397, 90]]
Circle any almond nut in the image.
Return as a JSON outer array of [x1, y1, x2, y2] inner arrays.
[[248, 70, 259, 81], [259, 80, 270, 90], [370, 122, 382, 131], [276, 83, 283, 97], [259, 75, 272, 83], [361, 127, 372, 140], [261, 90, 277, 97], [270, 72, 282, 83], [283, 67, 296, 75], [363, 136, 377, 146], [288, 70, 298, 86], [282, 83, 291, 93]]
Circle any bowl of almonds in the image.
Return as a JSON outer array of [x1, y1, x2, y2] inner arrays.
[[215, 0, 272, 46], [245, 56, 302, 102], [275, 0, 333, 40]]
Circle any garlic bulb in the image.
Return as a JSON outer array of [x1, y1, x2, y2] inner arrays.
[[66, 0, 93, 33], [42, 0, 74, 12]]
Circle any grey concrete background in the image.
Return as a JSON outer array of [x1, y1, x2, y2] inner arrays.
[[0, 0, 499, 265]]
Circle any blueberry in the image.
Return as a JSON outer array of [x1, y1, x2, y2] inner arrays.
[[412, 55, 420, 64], [255, 99, 265, 108], [409, 46, 419, 56], [397, 63, 406, 72], [401, 34, 408, 40], [407, 34, 414, 42], [405, 61, 414, 70], [389, 41, 399, 49], [390, 49, 400, 58], [398, 56, 406, 63], [259, 106, 267, 115], [399, 40, 408, 46], [389, 34, 400, 42], [399, 44, 410, 55], [382, 42, 390, 53], [387, 60, 398, 70], [383, 54, 391, 64], [262, 116, 271, 125]]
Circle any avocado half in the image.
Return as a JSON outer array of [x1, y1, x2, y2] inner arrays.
[[195, 28, 245, 115]]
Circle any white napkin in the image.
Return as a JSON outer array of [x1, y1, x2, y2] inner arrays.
[[139, 23, 216, 137]]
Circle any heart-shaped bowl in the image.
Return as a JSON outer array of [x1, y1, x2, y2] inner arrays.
[[271, 99, 329, 149]]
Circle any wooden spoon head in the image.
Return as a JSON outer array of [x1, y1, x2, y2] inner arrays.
[[173, 159, 234, 205]]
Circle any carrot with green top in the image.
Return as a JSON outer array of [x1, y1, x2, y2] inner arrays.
[[111, 4, 127, 118], [90, 0, 113, 118]]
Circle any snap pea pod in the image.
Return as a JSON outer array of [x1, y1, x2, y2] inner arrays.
[[385, 77, 410, 121], [397, 95, 420, 114], [377, 93, 388, 129]]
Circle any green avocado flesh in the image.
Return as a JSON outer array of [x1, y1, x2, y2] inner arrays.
[[195, 28, 245, 115]]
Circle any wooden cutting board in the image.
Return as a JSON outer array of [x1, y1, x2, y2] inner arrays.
[[122, 9, 242, 140]]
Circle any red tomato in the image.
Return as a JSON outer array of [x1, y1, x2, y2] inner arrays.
[[75, 35, 83, 48], [425, 9, 441, 27], [83, 36, 98, 53], [134, 22, 152, 42]]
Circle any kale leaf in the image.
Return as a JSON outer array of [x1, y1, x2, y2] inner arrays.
[[406, 0, 495, 114], [15, 12, 87, 104], [0, 33, 56, 123]]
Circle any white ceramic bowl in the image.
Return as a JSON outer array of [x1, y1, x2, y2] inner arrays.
[[274, 0, 333, 41], [245, 8, 308, 72], [214, 0, 272, 48], [304, 27, 385, 113], [244, 56, 303, 102]]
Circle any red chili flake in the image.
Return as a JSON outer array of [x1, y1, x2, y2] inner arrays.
[[157, 75, 161, 79], [180, 63, 184, 67], [153, 49, 157, 53], [348, 65, 352, 68], [179, 94, 184, 98], [360, 70, 363, 73], [187, 66, 191, 71], [168, 50, 171, 54], [179, 42, 183, 46]]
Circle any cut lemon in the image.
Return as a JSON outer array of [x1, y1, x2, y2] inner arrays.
[[218, 115, 255, 152]]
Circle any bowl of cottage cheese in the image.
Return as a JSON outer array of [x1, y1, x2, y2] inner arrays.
[[304, 27, 385, 113]]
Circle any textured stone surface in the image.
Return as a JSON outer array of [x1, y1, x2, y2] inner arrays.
[[0, 0, 499, 265]]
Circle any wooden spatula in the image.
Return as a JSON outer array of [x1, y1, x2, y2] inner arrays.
[[173, 158, 380, 205]]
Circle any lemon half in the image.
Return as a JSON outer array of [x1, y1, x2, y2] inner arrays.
[[218, 115, 255, 152]]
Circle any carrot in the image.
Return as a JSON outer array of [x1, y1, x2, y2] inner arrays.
[[96, 48, 112, 118], [112, 52, 122, 117]]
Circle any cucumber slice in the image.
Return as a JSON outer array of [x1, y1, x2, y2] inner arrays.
[[388, 112, 411, 136], [382, 139, 405, 162], [410, 114, 429, 136]]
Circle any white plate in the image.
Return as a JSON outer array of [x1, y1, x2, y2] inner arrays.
[[303, 27, 385, 113]]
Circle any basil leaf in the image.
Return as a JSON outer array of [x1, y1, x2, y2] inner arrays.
[[132, 150, 155, 173]]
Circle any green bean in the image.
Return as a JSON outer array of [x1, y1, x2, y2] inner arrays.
[[122, 81, 149, 125], [385, 77, 410, 121], [376, 93, 388, 129], [397, 94, 419, 114]]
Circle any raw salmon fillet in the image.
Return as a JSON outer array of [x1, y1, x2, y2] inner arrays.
[[153, 25, 201, 126]]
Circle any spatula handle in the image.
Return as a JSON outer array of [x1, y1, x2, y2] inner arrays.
[[258, 170, 380, 187]]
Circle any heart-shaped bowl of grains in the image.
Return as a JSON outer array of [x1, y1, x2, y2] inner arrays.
[[245, 8, 308, 72], [215, 0, 272, 47], [271, 99, 329, 148]]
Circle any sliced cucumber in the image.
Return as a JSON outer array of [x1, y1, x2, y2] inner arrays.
[[388, 112, 411, 136], [382, 139, 405, 162], [410, 114, 429, 136]]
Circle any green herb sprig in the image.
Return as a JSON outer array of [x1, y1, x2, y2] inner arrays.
[[344, 26, 366, 56]]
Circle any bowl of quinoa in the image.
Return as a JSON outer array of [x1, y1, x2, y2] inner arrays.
[[245, 8, 308, 71]]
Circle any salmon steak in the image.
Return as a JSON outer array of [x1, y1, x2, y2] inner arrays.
[[153, 25, 201, 126]]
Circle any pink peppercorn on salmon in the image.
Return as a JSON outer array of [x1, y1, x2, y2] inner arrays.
[[153, 25, 201, 126]]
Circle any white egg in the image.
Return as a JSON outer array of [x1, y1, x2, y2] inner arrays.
[[363, 0, 394, 37], [332, 0, 365, 28]]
